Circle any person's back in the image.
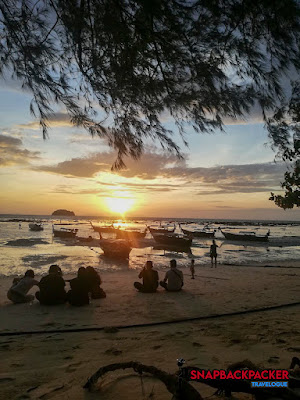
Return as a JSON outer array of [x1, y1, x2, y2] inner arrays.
[[140, 268, 159, 292], [68, 270, 89, 306], [165, 268, 183, 291], [36, 265, 66, 305], [210, 243, 217, 254], [7, 270, 38, 304], [86, 266, 106, 299], [12, 276, 38, 296], [210, 240, 218, 267], [160, 260, 183, 292], [134, 261, 159, 293]]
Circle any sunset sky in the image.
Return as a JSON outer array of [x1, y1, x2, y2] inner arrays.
[[0, 80, 299, 220]]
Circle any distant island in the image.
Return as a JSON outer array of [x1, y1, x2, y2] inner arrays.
[[51, 209, 75, 216]]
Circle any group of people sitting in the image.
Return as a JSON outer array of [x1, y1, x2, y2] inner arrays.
[[134, 259, 184, 293], [7, 255, 204, 304], [7, 265, 106, 306]]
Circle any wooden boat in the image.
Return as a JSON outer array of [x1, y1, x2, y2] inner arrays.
[[152, 233, 192, 248], [148, 226, 176, 235], [29, 223, 43, 231], [219, 228, 270, 242], [53, 226, 78, 238], [90, 222, 117, 233], [116, 229, 147, 240], [180, 227, 215, 238], [99, 239, 132, 259]]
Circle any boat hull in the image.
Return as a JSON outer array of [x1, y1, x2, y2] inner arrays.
[[222, 232, 269, 242], [29, 223, 43, 231], [153, 234, 192, 247], [181, 228, 214, 238], [53, 229, 77, 238], [92, 225, 117, 233], [99, 239, 132, 259], [148, 226, 175, 235]]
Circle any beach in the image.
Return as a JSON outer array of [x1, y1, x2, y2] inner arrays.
[[1, 261, 300, 399]]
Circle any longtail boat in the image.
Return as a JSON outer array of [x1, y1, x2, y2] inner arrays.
[[90, 222, 117, 233], [99, 239, 132, 259], [29, 223, 43, 231], [53, 226, 78, 238], [219, 228, 270, 242], [180, 227, 215, 238], [152, 233, 192, 248], [148, 226, 176, 235]]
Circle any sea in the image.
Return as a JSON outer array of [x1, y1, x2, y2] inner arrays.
[[0, 215, 300, 277]]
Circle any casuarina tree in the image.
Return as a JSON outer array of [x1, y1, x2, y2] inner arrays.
[[0, 0, 299, 206]]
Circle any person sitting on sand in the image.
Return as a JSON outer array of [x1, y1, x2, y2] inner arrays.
[[36, 264, 67, 305], [190, 259, 195, 279], [210, 240, 218, 268], [67, 267, 90, 306], [134, 261, 159, 293], [86, 266, 106, 299], [160, 259, 183, 292], [7, 270, 39, 304]]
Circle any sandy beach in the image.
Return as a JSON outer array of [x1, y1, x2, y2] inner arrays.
[[0, 261, 299, 399]]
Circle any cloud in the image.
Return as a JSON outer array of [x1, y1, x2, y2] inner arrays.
[[36, 152, 114, 177], [17, 112, 72, 130], [163, 162, 286, 195], [97, 181, 181, 193], [36, 151, 182, 179], [0, 133, 40, 166], [35, 146, 288, 196]]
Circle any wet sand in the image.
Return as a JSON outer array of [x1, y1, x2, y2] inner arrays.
[[0, 261, 299, 399]]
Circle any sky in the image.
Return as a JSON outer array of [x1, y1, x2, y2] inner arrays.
[[0, 81, 299, 220]]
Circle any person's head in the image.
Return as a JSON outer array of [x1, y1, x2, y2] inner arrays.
[[77, 266, 86, 279], [170, 259, 177, 269], [145, 261, 153, 270], [25, 269, 34, 278], [86, 266, 97, 275], [212, 239, 216, 245], [49, 264, 60, 274], [191, 259, 195, 265]]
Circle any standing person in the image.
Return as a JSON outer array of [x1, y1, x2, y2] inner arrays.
[[210, 240, 218, 267], [86, 266, 106, 299], [67, 267, 90, 306], [160, 259, 183, 292], [134, 261, 159, 293], [190, 259, 195, 279], [36, 265, 67, 305], [7, 270, 39, 304]]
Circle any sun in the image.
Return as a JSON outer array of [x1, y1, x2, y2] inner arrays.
[[106, 197, 135, 214]]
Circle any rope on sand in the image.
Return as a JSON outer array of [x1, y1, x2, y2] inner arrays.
[[0, 301, 299, 337]]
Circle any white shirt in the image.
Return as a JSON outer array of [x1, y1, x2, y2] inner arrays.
[[11, 277, 39, 295], [164, 268, 183, 291]]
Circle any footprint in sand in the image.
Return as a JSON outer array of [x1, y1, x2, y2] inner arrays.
[[65, 362, 82, 373], [192, 342, 203, 347], [104, 347, 122, 356], [0, 377, 15, 383]]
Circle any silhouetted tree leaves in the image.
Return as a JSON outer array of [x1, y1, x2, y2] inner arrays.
[[0, 0, 299, 189], [268, 82, 300, 209]]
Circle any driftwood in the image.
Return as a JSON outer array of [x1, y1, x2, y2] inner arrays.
[[83, 361, 202, 400], [83, 359, 300, 400]]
